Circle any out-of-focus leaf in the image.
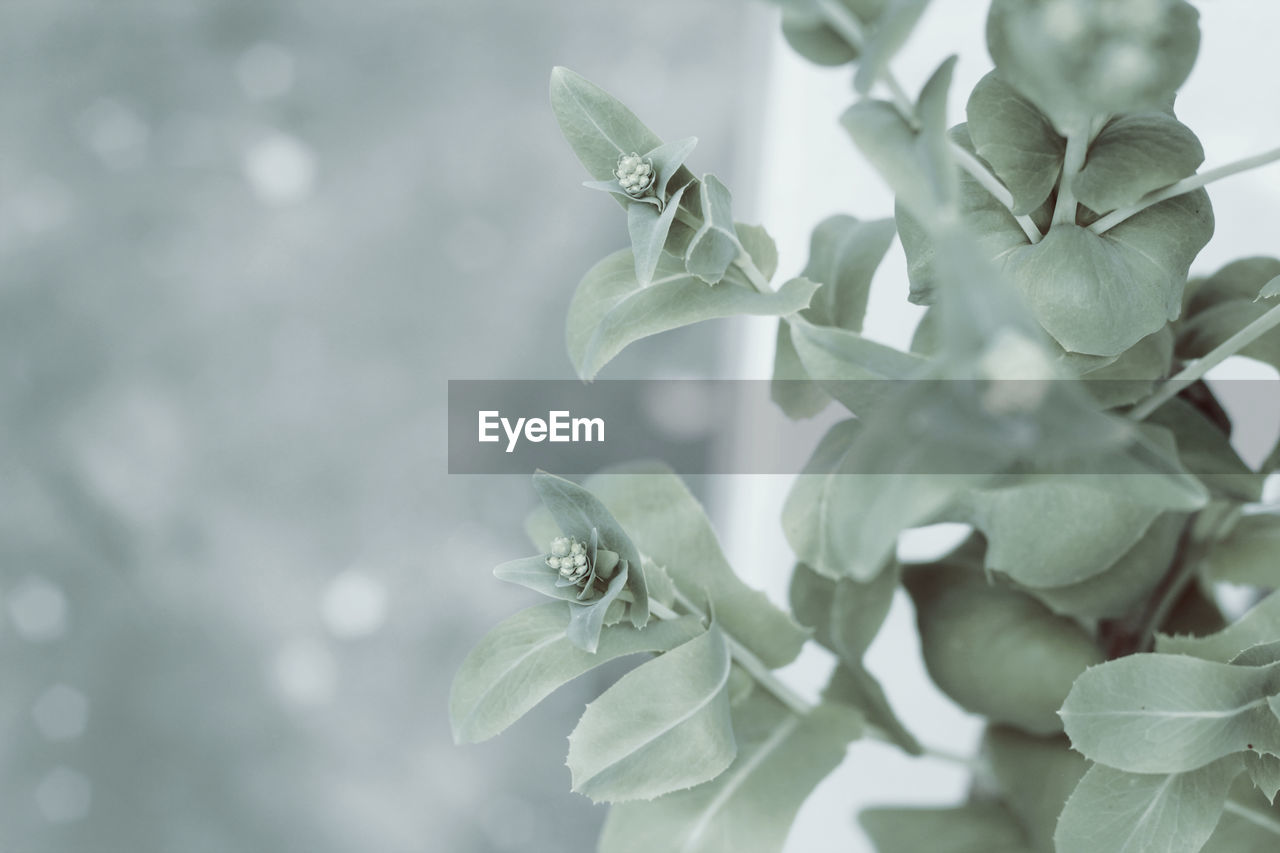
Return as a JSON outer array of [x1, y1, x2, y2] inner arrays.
[[566, 249, 817, 380], [450, 603, 703, 744], [861, 802, 1033, 853], [776, 0, 886, 66], [854, 0, 934, 95], [982, 726, 1088, 853], [1203, 776, 1280, 852], [1060, 654, 1280, 773], [905, 557, 1102, 735], [1203, 514, 1280, 588], [825, 660, 921, 755], [986, 0, 1201, 131], [597, 692, 861, 853], [802, 215, 897, 332], [1146, 397, 1264, 502], [567, 625, 735, 802], [1054, 758, 1240, 853], [1180, 257, 1280, 372]]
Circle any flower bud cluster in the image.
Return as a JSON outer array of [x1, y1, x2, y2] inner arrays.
[[547, 536, 591, 585], [614, 152, 656, 197]]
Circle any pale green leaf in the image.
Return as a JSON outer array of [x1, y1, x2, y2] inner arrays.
[[628, 181, 690, 286], [598, 692, 861, 853], [1146, 396, 1263, 502], [532, 463, 810, 669], [1203, 514, 1280, 587], [1180, 258, 1280, 372], [734, 222, 779, 282], [854, 0, 934, 95], [787, 319, 926, 415], [685, 175, 740, 285], [450, 603, 704, 744], [841, 99, 940, 218], [1244, 752, 1280, 804], [982, 726, 1088, 853], [771, 322, 830, 418], [801, 215, 897, 332], [1054, 758, 1240, 853], [1060, 654, 1280, 774], [1073, 112, 1204, 214], [965, 71, 1064, 215], [905, 558, 1102, 735], [986, 0, 1201, 131], [566, 249, 817, 380], [825, 661, 922, 755], [1203, 777, 1280, 852], [1023, 513, 1184, 621], [1157, 592, 1280, 663], [550, 66, 665, 182], [861, 802, 1032, 853], [567, 625, 735, 802], [1078, 326, 1173, 409], [776, 0, 886, 66]]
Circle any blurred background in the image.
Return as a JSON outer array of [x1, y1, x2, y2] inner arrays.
[[4, 1, 1280, 852]]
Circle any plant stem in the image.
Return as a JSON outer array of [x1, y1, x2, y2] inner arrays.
[[1129, 300, 1280, 421], [673, 203, 773, 294], [949, 143, 1044, 244], [1091, 144, 1280, 234], [1052, 128, 1089, 226]]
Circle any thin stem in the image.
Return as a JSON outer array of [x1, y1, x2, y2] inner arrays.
[[950, 143, 1043, 244], [1129, 300, 1280, 421], [814, 0, 919, 128], [1053, 129, 1089, 226], [1091, 144, 1280, 234], [1224, 799, 1280, 837]]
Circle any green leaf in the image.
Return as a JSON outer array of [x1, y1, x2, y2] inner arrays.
[[597, 692, 861, 853], [566, 249, 818, 380], [550, 66, 666, 183], [787, 560, 898, 664], [1003, 191, 1215, 357], [777, 0, 885, 67], [861, 802, 1033, 853], [685, 175, 740, 285], [981, 726, 1088, 853], [904, 557, 1102, 735], [1180, 258, 1280, 372], [734, 222, 779, 282], [965, 71, 1064, 215], [1203, 514, 1280, 587], [628, 181, 691, 286], [1060, 654, 1280, 774], [824, 661, 922, 755], [1146, 397, 1264, 502], [771, 323, 831, 419], [1054, 758, 1241, 853], [1157, 592, 1280, 663], [1022, 513, 1184, 621], [787, 319, 926, 415], [854, 0, 934, 95], [985, 0, 1202, 131], [1245, 752, 1280, 805], [532, 463, 810, 669], [1078, 326, 1173, 409], [450, 603, 704, 744], [1073, 112, 1205, 214], [842, 98, 951, 218], [533, 471, 649, 627], [801, 215, 897, 331], [567, 625, 735, 802]]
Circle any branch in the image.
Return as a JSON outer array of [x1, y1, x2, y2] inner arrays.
[[1129, 299, 1280, 421], [1091, 144, 1280, 234]]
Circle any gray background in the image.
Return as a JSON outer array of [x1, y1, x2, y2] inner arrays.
[[0, 1, 769, 851]]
